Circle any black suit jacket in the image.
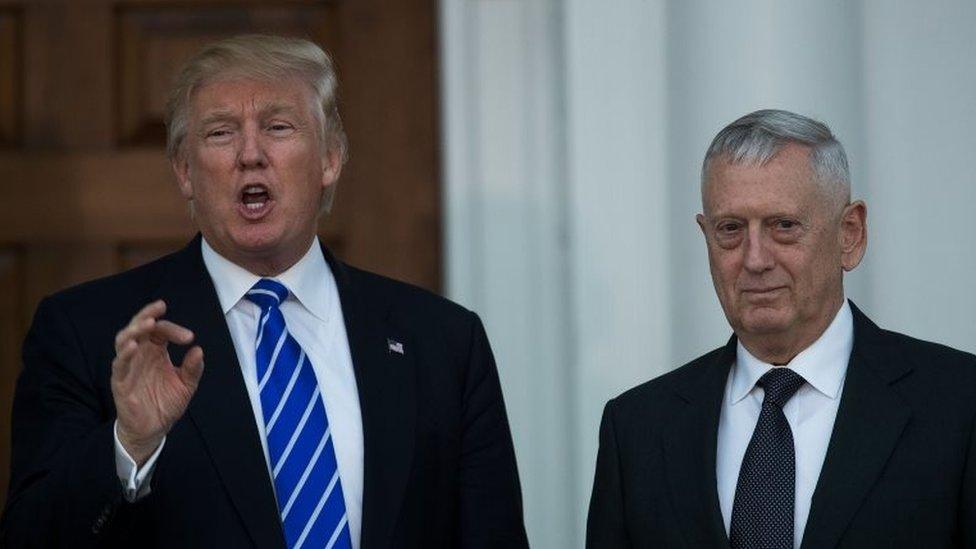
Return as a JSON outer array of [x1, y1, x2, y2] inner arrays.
[[0, 236, 528, 548], [587, 302, 976, 548]]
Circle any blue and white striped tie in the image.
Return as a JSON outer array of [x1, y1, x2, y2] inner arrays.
[[246, 279, 351, 549]]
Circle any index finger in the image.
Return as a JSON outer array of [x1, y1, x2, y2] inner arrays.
[[148, 320, 195, 346], [129, 300, 167, 326], [114, 300, 168, 352]]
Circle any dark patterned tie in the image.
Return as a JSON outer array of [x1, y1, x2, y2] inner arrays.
[[730, 367, 806, 549]]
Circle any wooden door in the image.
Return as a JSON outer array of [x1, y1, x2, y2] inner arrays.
[[0, 0, 440, 506]]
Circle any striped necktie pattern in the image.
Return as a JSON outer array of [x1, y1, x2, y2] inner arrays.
[[245, 278, 352, 549]]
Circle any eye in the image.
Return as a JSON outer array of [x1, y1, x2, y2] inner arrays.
[[205, 128, 232, 139], [716, 221, 742, 235], [770, 218, 804, 243], [267, 121, 296, 134]]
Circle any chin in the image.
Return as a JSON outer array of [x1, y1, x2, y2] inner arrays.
[[229, 224, 286, 251], [738, 307, 794, 336]]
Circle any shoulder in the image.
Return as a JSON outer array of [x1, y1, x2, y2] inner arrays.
[[340, 262, 478, 323], [876, 327, 976, 371], [33, 250, 180, 330], [868, 325, 976, 405], [606, 344, 730, 421], [336, 263, 484, 351], [853, 302, 976, 384], [852, 304, 976, 418], [47, 254, 172, 308]]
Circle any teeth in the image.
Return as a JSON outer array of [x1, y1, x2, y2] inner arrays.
[[245, 202, 264, 210]]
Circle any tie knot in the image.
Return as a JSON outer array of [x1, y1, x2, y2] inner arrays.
[[245, 278, 289, 310], [758, 368, 805, 408]]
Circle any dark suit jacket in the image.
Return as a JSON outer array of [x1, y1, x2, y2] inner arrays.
[[587, 302, 976, 548], [0, 236, 528, 548]]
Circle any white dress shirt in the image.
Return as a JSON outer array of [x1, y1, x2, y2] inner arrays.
[[115, 237, 364, 548], [716, 301, 853, 548]]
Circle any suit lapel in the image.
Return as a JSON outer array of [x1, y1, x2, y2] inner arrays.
[[800, 302, 912, 549], [662, 338, 735, 547], [325, 248, 416, 549], [161, 237, 285, 549]]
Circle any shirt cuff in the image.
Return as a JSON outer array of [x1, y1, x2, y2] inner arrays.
[[113, 420, 165, 502]]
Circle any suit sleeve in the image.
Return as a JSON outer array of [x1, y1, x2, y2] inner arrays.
[[960, 407, 976, 548], [586, 399, 630, 548], [0, 297, 140, 547], [457, 312, 529, 548]]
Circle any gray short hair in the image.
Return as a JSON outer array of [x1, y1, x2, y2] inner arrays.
[[164, 35, 348, 211], [702, 109, 850, 207]]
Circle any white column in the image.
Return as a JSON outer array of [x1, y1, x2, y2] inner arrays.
[[563, 1, 671, 543], [861, 0, 976, 353], [666, 0, 867, 365], [441, 1, 575, 547]]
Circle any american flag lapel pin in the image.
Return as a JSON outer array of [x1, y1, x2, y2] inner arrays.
[[387, 338, 404, 355]]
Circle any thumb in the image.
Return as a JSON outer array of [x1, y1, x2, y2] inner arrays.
[[177, 345, 205, 393]]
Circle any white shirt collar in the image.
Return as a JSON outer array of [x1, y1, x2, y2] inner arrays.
[[730, 300, 854, 404], [200, 236, 335, 323]]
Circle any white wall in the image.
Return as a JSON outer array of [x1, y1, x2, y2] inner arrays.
[[440, 1, 976, 547]]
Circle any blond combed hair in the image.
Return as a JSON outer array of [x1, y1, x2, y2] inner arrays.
[[164, 35, 349, 211]]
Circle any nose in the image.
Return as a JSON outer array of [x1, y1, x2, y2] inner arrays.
[[742, 225, 775, 273], [237, 125, 268, 169]]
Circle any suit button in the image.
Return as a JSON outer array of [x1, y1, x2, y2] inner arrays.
[[91, 504, 112, 534]]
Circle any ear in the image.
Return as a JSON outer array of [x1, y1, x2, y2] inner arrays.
[[321, 146, 343, 191], [696, 213, 707, 238], [839, 200, 867, 271], [172, 153, 193, 200]]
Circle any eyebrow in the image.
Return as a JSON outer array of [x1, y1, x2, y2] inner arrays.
[[197, 103, 302, 127], [198, 110, 237, 127], [707, 211, 804, 223], [260, 103, 301, 118]]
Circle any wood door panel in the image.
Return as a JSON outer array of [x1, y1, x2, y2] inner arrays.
[[0, 248, 24, 503], [0, 0, 439, 509], [0, 7, 22, 147], [116, 2, 339, 145], [0, 151, 190, 240], [20, 2, 116, 149]]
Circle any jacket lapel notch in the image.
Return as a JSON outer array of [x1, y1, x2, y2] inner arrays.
[[325, 248, 416, 549], [663, 338, 735, 547], [800, 309, 912, 549], [162, 237, 286, 549]]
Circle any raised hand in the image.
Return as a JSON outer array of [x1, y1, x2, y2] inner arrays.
[[111, 300, 205, 466]]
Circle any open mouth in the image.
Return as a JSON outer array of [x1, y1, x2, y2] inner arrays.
[[238, 183, 276, 219], [241, 184, 271, 210]]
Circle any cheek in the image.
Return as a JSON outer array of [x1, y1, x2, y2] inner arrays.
[[188, 155, 229, 188], [709, 250, 742, 293], [776, 249, 823, 296]]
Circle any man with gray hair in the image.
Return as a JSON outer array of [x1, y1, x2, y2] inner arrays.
[[1, 35, 528, 548], [587, 109, 976, 548]]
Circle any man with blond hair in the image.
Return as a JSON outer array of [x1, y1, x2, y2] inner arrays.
[[1, 35, 528, 548]]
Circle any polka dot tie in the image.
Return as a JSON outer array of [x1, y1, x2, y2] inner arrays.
[[730, 367, 806, 549]]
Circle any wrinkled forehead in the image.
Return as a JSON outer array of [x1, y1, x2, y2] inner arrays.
[[188, 74, 316, 123], [702, 144, 824, 216]]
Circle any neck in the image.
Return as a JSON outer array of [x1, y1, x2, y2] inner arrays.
[[738, 295, 845, 365], [203, 235, 316, 278]]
